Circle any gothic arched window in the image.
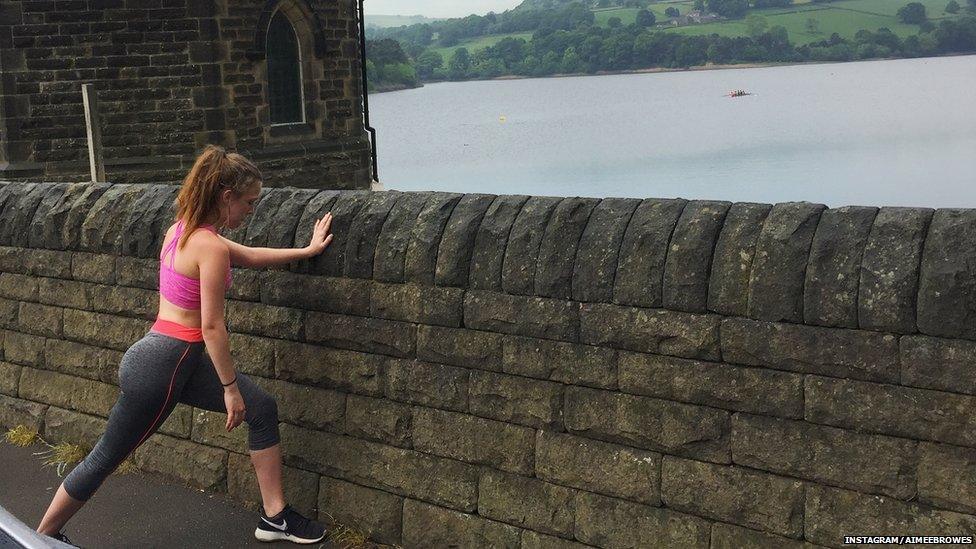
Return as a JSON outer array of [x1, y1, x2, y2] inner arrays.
[[267, 10, 304, 124]]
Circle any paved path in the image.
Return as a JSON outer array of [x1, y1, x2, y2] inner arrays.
[[0, 442, 358, 549]]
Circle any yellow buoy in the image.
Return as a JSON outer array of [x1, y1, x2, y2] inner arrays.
[[499, 115, 507, 122]]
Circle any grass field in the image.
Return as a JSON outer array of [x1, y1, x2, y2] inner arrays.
[[429, 32, 536, 62], [365, 14, 445, 29], [663, 0, 963, 45]]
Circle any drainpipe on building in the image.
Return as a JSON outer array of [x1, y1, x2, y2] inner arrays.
[[358, 0, 382, 190]]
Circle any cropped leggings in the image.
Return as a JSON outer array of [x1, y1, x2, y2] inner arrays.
[[63, 331, 280, 502]]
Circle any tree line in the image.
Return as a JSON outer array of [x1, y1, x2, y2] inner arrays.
[[365, 1, 976, 89]]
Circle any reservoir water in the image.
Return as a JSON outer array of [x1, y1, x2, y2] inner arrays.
[[368, 55, 976, 208]]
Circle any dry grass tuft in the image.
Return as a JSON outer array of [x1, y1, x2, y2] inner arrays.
[[5, 425, 39, 447]]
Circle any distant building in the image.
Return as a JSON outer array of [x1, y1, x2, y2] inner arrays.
[[0, 0, 375, 189]]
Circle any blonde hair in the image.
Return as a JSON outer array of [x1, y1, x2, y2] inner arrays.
[[174, 145, 262, 249]]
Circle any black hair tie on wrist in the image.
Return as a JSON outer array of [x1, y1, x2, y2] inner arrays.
[[222, 375, 237, 387]]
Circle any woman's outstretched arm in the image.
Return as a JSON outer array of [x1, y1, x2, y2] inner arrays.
[[218, 213, 333, 269]]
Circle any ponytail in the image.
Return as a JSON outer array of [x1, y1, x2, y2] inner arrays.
[[174, 145, 262, 249]]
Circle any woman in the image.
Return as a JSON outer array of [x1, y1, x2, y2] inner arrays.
[[36, 145, 334, 545]]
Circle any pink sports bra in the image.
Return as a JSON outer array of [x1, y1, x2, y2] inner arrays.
[[159, 220, 232, 310]]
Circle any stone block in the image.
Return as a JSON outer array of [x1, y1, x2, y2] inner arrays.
[[805, 485, 976, 548], [0, 248, 25, 275], [191, 409, 249, 453], [501, 195, 562, 296], [71, 252, 117, 285], [478, 468, 576, 537], [309, 191, 371, 277], [3, 330, 45, 366], [62, 309, 151, 351], [575, 491, 711, 549], [0, 361, 20, 396], [402, 499, 519, 548], [45, 338, 123, 385], [521, 530, 594, 549], [25, 250, 71, 279], [901, 335, 976, 395], [0, 394, 46, 431], [272, 379, 345, 433], [803, 206, 877, 328], [291, 190, 340, 274], [228, 452, 318, 517], [613, 198, 686, 308], [321, 477, 403, 546], [227, 333, 274, 377], [369, 282, 462, 327], [18, 301, 62, 338], [0, 299, 17, 330], [535, 197, 600, 299], [859, 207, 931, 333], [225, 301, 303, 341], [662, 456, 804, 538], [918, 209, 976, 339], [266, 188, 319, 249], [662, 200, 730, 313], [243, 188, 300, 248], [279, 424, 479, 512], [565, 386, 729, 463], [87, 285, 156, 319], [305, 311, 415, 358], [412, 407, 535, 474], [0, 183, 48, 247], [18, 367, 117, 417], [619, 352, 803, 418], [710, 523, 825, 549], [434, 193, 495, 287], [31, 183, 104, 251], [261, 271, 370, 316], [131, 434, 226, 492], [502, 335, 616, 389], [572, 197, 641, 303], [537, 430, 659, 505], [580, 303, 720, 361], [748, 202, 825, 322], [372, 193, 426, 283], [79, 184, 145, 254], [344, 394, 412, 448], [37, 278, 92, 310], [0, 273, 38, 301], [918, 442, 976, 515], [227, 268, 262, 302], [44, 406, 106, 448], [468, 195, 529, 291], [416, 325, 503, 372], [116, 256, 159, 290], [343, 191, 401, 279], [732, 413, 917, 499], [721, 318, 898, 383], [469, 370, 563, 430], [274, 340, 384, 396], [120, 184, 178, 258], [385, 358, 468, 412], [707, 202, 771, 317], [403, 192, 462, 285], [805, 375, 976, 448], [464, 290, 578, 342]]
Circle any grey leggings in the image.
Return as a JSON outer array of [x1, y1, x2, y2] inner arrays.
[[63, 331, 280, 502]]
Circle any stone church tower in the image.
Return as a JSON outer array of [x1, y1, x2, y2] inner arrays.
[[0, 0, 374, 189]]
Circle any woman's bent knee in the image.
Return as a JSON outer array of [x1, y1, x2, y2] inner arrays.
[[246, 391, 279, 450]]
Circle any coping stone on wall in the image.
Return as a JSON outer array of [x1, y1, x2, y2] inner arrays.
[[572, 197, 641, 304], [613, 198, 686, 309], [468, 194, 529, 292], [707, 202, 771, 317], [917, 209, 976, 340], [747, 201, 825, 323], [372, 192, 428, 283], [662, 199, 731, 314]]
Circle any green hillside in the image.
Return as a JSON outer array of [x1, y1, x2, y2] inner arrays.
[[366, 14, 444, 29]]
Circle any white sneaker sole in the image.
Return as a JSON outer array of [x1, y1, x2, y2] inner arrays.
[[254, 527, 326, 544]]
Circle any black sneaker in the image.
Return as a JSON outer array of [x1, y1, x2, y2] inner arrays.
[[254, 504, 326, 544], [49, 531, 82, 548]]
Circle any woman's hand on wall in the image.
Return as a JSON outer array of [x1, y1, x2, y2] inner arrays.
[[305, 213, 334, 257]]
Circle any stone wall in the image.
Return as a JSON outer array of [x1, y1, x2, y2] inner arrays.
[[2, 183, 976, 548], [0, 0, 371, 188]]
